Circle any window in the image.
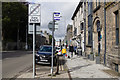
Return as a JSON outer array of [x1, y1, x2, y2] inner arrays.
[[81, 5, 83, 14], [115, 11, 119, 45], [80, 23, 84, 30], [88, 27, 92, 45], [74, 27, 77, 36], [88, 2, 93, 45]]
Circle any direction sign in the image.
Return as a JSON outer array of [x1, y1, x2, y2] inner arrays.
[[29, 4, 41, 23]]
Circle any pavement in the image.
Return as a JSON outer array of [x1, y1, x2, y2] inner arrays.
[[17, 56, 69, 79], [66, 52, 120, 79], [11, 51, 120, 79]]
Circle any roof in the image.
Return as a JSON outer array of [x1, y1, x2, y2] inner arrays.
[[71, 2, 83, 20]]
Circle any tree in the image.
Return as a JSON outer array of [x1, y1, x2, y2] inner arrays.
[[49, 35, 52, 45], [2, 2, 28, 42]]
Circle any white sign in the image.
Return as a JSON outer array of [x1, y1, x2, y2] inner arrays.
[[54, 12, 60, 21], [48, 21, 59, 31], [29, 4, 41, 23], [28, 23, 41, 34]]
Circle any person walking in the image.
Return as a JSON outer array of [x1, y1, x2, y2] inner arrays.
[[74, 46, 77, 55], [69, 44, 74, 58]]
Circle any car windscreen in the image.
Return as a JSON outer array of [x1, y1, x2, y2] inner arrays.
[[39, 46, 52, 52]]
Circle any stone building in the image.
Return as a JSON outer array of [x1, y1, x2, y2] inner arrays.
[[44, 30, 50, 45], [104, 2, 120, 73], [66, 24, 73, 46], [85, 1, 120, 73], [71, 1, 86, 53], [72, 0, 120, 73], [35, 30, 50, 49]]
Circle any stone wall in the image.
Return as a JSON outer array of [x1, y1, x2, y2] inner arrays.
[[85, 2, 120, 73], [105, 2, 120, 73]]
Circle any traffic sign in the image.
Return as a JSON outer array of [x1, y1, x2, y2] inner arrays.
[[53, 12, 60, 21], [48, 21, 58, 31], [29, 4, 41, 23], [28, 23, 41, 34]]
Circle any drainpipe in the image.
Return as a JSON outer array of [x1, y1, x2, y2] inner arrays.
[[91, 2, 93, 53], [104, 1, 106, 66], [84, 0, 86, 53]]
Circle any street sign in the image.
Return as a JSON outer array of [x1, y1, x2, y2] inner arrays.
[[28, 23, 41, 34], [53, 12, 60, 21], [28, 3, 41, 78], [29, 4, 41, 23], [48, 21, 58, 31]]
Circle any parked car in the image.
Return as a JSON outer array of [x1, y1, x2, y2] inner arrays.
[[35, 45, 57, 65]]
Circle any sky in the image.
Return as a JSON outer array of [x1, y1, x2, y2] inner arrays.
[[26, 0, 80, 41]]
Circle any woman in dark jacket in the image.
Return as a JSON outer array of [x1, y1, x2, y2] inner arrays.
[[69, 45, 74, 58]]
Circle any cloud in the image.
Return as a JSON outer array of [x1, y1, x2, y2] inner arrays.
[[26, 0, 79, 40]]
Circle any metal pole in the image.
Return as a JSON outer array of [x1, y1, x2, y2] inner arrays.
[[91, 2, 93, 53], [33, 23, 35, 78], [17, 28, 19, 50], [104, 1, 106, 66], [26, 25, 28, 50], [51, 13, 54, 76], [84, 1, 86, 53]]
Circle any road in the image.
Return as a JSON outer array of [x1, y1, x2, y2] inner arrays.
[[2, 51, 33, 78]]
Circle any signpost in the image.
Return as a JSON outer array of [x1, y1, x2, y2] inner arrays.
[[50, 12, 60, 77], [29, 3, 41, 78]]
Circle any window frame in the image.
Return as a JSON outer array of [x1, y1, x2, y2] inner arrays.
[[115, 11, 119, 45]]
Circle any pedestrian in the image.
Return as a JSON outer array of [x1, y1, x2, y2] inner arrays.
[[62, 46, 66, 58], [74, 46, 77, 55], [69, 44, 74, 58]]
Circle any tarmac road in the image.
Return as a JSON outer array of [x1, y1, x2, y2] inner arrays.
[[2, 51, 33, 78]]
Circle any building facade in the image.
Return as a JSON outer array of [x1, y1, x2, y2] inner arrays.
[[72, 0, 120, 73], [44, 30, 50, 45], [85, 1, 120, 73], [71, 1, 86, 53], [104, 2, 120, 73], [66, 24, 73, 46]]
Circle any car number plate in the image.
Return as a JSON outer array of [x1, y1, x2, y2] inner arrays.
[[41, 60, 48, 61]]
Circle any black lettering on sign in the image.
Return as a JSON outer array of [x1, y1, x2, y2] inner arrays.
[[30, 17, 39, 22]]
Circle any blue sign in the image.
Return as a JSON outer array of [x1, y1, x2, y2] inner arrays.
[[54, 12, 60, 21]]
